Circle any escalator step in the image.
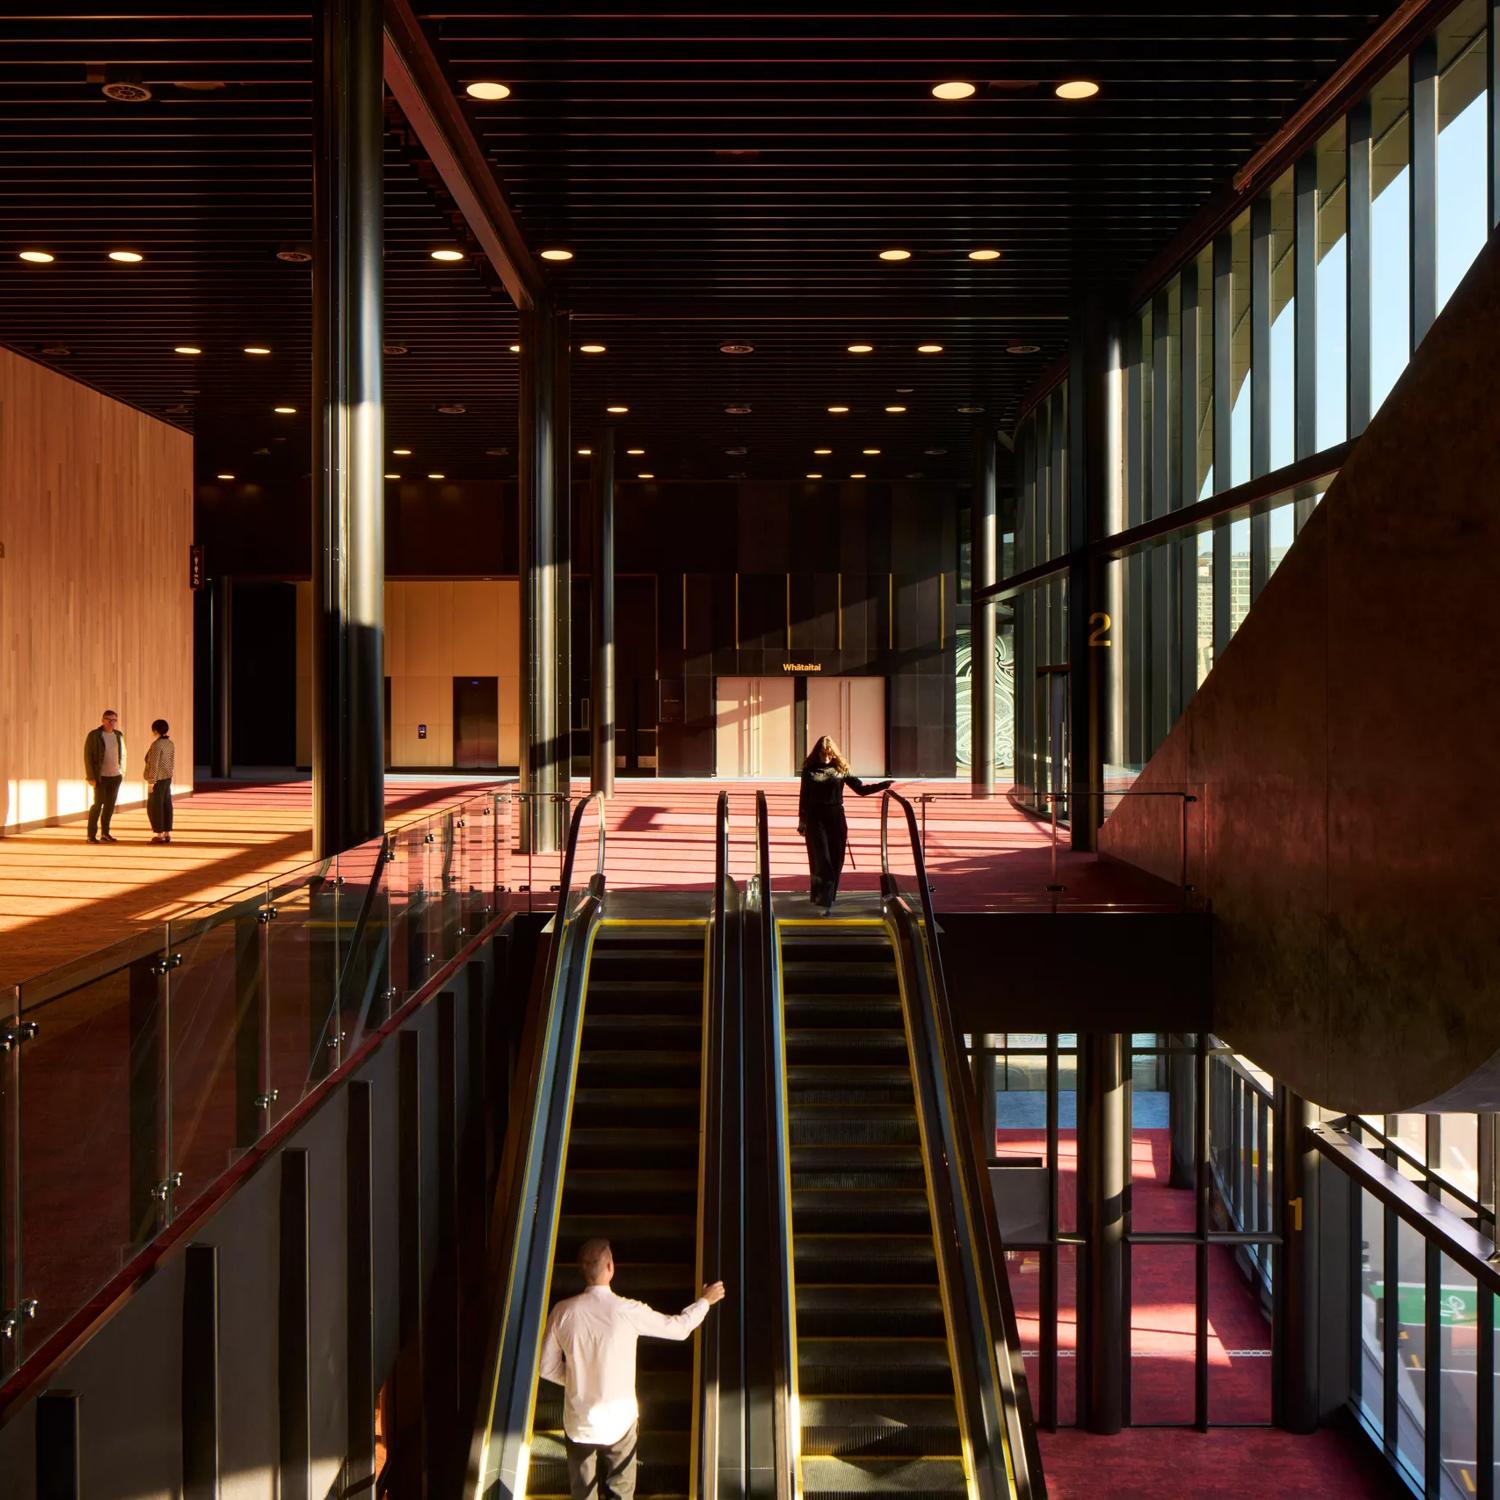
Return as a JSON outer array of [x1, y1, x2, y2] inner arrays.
[[790, 1114, 920, 1147], [799, 1456, 968, 1495], [793, 1167, 926, 1191], [586, 981, 704, 1015], [563, 1169, 699, 1214], [800, 1394, 960, 1457], [565, 1127, 699, 1170], [794, 1234, 937, 1280], [578, 1050, 704, 1087], [572, 1088, 700, 1128], [786, 998, 904, 1028], [783, 963, 898, 993], [792, 1145, 923, 1171], [787, 1067, 913, 1106], [583, 1015, 703, 1047], [797, 1362, 956, 1397], [796, 1286, 946, 1338], [787, 1034, 909, 1064], [792, 1189, 931, 1235]]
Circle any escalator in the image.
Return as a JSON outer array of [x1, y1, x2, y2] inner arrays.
[[751, 790, 1044, 1500]]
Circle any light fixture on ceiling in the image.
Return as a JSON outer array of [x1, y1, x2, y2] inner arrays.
[[465, 80, 511, 100], [216, 473, 235, 480], [175, 345, 202, 355], [806, 473, 823, 480], [931, 81, 976, 100], [277, 246, 313, 264], [393, 448, 412, 455], [438, 403, 467, 415], [107, 250, 144, 263], [41, 344, 72, 357], [924, 447, 948, 456], [957, 404, 985, 414], [917, 343, 943, 354], [847, 343, 874, 354], [725, 446, 748, 456], [244, 345, 271, 355], [431, 248, 465, 262], [720, 342, 754, 354], [827, 405, 850, 413], [183, 386, 201, 394], [850, 472, 867, 479], [486, 447, 510, 456], [385, 473, 400, 479], [1056, 79, 1100, 100], [896, 385, 915, 393], [509, 344, 521, 353], [274, 405, 296, 414], [878, 249, 911, 261], [607, 404, 629, 414], [164, 403, 190, 415], [885, 405, 907, 413], [813, 448, 832, 455], [725, 404, 752, 415], [637, 472, 654, 479], [968, 248, 1002, 261], [862, 447, 881, 455], [428, 472, 446, 479], [384, 342, 409, 356], [540, 248, 574, 261], [627, 448, 645, 456], [101, 76, 152, 102], [19, 250, 54, 263], [579, 343, 607, 354], [1006, 343, 1041, 354], [577, 447, 592, 456]]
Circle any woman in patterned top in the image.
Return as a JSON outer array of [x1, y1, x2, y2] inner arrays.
[[797, 735, 892, 913]]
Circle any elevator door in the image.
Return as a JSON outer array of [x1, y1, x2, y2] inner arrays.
[[806, 676, 886, 776], [715, 676, 796, 777], [453, 677, 499, 768]]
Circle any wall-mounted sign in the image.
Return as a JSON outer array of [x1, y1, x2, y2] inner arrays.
[[659, 678, 685, 723], [417, 723, 428, 740], [782, 661, 822, 673], [189, 544, 205, 591]]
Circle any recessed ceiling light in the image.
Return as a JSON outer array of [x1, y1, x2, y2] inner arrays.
[[577, 447, 592, 456], [896, 386, 915, 394], [431, 248, 465, 261], [1006, 343, 1041, 355], [957, 404, 985, 414], [385, 473, 400, 479], [579, 343, 607, 354], [725, 404, 752, 415], [393, 448, 412, 455], [917, 343, 944, 354], [19, 250, 54, 263], [847, 343, 874, 354], [1056, 79, 1100, 100], [216, 473, 235, 480], [466, 81, 511, 100], [925, 447, 948, 456], [41, 343, 71, 356], [725, 446, 748, 456], [827, 405, 850, 413], [885, 405, 907, 413], [850, 472, 867, 479], [968, 248, 1002, 261], [102, 78, 152, 102], [540, 248, 574, 261], [813, 448, 833, 455], [627, 448, 645, 456], [862, 447, 881, 455], [486, 447, 510, 457], [428, 472, 446, 479], [607, 404, 629, 414], [438, 404, 467, 416], [274, 405, 296, 414], [806, 473, 823, 480], [637, 472, 654, 479], [720, 342, 754, 354], [174, 345, 202, 355], [384, 342, 409, 355], [107, 250, 143, 263], [932, 81, 976, 100], [277, 247, 313, 264], [878, 249, 911, 261], [509, 344, 521, 353], [244, 345, 271, 355]]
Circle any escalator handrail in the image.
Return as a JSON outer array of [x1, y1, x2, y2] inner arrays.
[[466, 792, 608, 1500], [878, 789, 1045, 1500], [752, 791, 797, 1500]]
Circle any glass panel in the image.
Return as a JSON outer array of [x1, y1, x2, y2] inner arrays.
[[1229, 518, 1251, 636], [1316, 120, 1350, 449], [1195, 244, 1215, 498], [1439, 1114, 1480, 1204], [1438, 1254, 1478, 1498], [1131, 1040, 1193, 1229], [1208, 1246, 1273, 1424], [1157, 278, 1181, 514], [1268, 500, 1295, 582], [1058, 1242, 1078, 1426], [1131, 1244, 1196, 1423], [335, 843, 392, 1054], [1268, 168, 1297, 470], [1229, 209, 1252, 487], [1138, 302, 1154, 522], [1370, 60, 1412, 415], [1195, 530, 1214, 687], [1436, 0, 1490, 311], [1394, 1217, 1426, 1486], [264, 872, 330, 1121], [1359, 1188, 1386, 1431]]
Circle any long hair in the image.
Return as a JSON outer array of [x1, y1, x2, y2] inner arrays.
[[803, 734, 850, 775]]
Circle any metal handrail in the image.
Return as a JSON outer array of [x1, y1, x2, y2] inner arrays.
[[467, 791, 606, 1500], [878, 788, 1045, 1500]]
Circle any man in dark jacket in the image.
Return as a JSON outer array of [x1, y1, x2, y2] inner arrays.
[[83, 709, 126, 843]]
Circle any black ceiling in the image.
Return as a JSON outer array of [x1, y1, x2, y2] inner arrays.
[[0, 3, 1399, 491]]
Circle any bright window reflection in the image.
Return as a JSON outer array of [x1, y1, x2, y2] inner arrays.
[[1269, 170, 1296, 470], [1316, 121, 1349, 449], [1436, 0, 1488, 309], [1370, 60, 1411, 415]]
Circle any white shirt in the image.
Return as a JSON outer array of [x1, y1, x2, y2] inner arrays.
[[539, 1283, 709, 1444], [99, 730, 121, 777]]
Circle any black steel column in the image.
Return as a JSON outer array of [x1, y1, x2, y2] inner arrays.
[[1067, 299, 1119, 852], [1275, 1086, 1319, 1432], [1081, 1032, 1125, 1432], [591, 427, 616, 795], [970, 428, 996, 797], [311, 0, 384, 859], [212, 572, 232, 780], [518, 304, 562, 852], [1167, 1033, 1196, 1190]]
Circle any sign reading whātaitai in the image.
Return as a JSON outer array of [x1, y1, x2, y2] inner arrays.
[[782, 662, 822, 672]]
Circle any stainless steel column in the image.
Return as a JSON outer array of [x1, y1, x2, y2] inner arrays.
[[1081, 1031, 1125, 1432], [970, 429, 996, 796], [591, 427, 616, 795], [311, 0, 384, 858]]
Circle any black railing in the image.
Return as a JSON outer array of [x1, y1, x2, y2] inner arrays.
[[879, 789, 1046, 1500], [466, 792, 606, 1500]]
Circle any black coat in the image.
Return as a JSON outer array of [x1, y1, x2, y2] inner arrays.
[[798, 765, 892, 904]]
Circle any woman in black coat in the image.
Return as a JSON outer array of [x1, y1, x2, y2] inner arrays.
[[797, 735, 893, 912]]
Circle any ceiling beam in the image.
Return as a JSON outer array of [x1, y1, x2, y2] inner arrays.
[[383, 0, 543, 311]]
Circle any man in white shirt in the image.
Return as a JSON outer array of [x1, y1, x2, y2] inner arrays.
[[540, 1237, 725, 1500]]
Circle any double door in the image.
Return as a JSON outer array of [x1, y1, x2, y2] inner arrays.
[[715, 674, 886, 778], [806, 675, 886, 776]]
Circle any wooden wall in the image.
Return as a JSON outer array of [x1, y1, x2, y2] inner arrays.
[[0, 348, 194, 833], [296, 580, 521, 768]]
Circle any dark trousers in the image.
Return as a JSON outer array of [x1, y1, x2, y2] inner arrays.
[[804, 810, 848, 908], [565, 1420, 638, 1500], [88, 774, 122, 838], [148, 779, 174, 833]]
